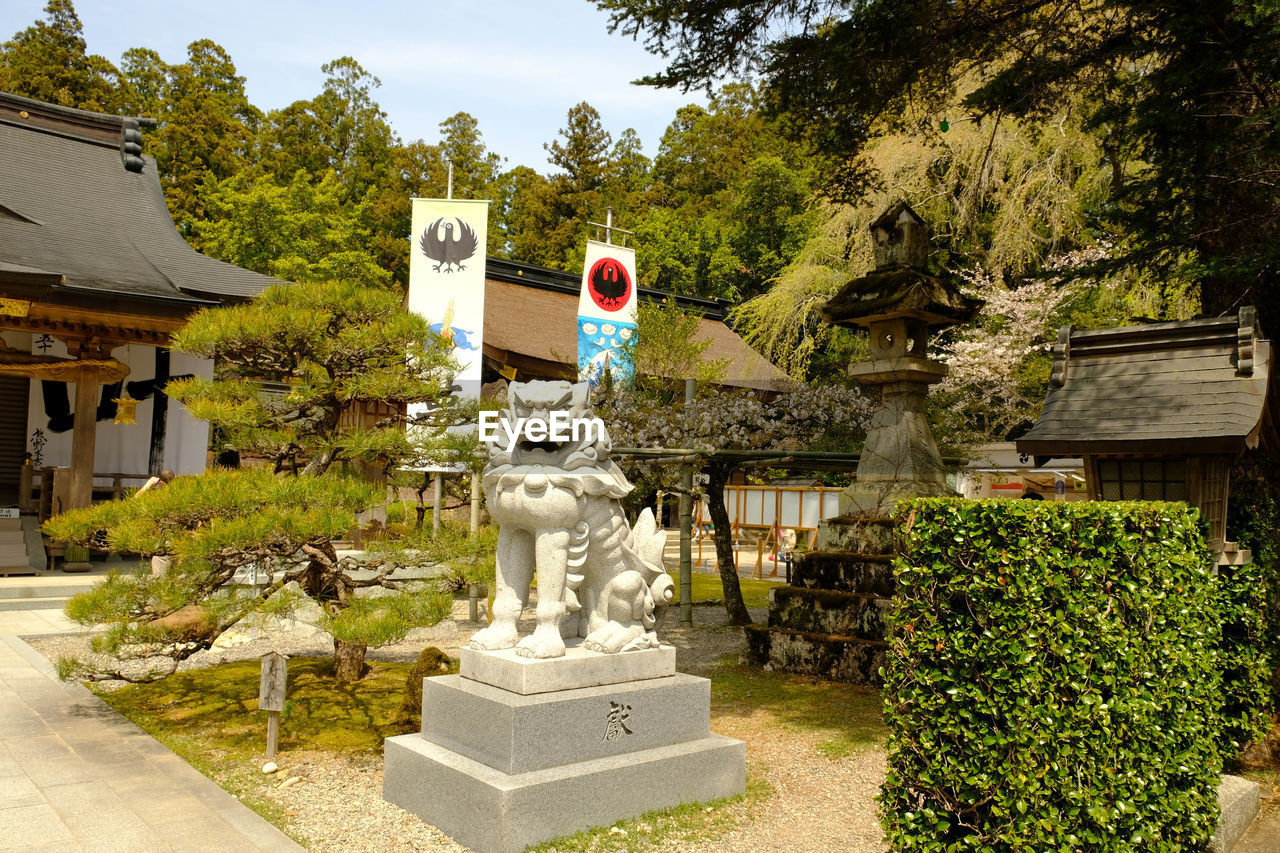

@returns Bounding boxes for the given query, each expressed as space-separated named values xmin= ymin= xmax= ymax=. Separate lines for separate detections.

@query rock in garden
xmin=212 ymin=582 xmax=330 ymax=648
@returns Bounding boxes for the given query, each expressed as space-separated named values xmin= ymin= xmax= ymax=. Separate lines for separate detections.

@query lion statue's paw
xmin=514 ymin=628 xmax=566 ymax=659
xmin=583 ymin=622 xmax=646 ymax=654
xmin=469 ymin=624 xmax=520 ymax=651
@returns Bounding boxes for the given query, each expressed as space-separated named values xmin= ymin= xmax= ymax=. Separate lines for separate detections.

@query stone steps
xmin=791 ymin=551 xmax=896 ymax=596
xmin=0 ymin=562 xmax=108 ymax=609
xmin=815 ymin=515 xmax=897 ymax=553
xmin=0 ymin=520 xmax=31 ymax=573
xmin=0 ymin=595 xmax=72 ymax=612
xmin=748 ymin=515 xmax=899 ymax=684
xmin=767 ymin=586 xmax=890 ymax=639
xmin=0 ymin=515 xmax=47 ymax=575
xmin=744 ymin=624 xmax=888 ymax=685
xmin=0 ymin=576 xmax=94 ymax=611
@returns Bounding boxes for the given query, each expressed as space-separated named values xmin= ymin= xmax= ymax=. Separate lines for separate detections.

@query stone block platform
xmin=384 ymin=641 xmax=746 ymax=853
xmin=745 ymin=516 xmax=898 ymax=685
xmin=459 ymin=642 xmax=675 ymax=695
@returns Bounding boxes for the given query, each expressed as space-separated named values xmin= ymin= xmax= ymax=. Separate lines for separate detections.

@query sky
xmin=2 ymin=0 xmax=709 ymax=172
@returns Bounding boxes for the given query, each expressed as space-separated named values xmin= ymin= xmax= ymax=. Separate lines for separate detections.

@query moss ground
xmin=671 ymin=573 xmax=783 ymax=609
xmin=95 ymin=639 xmax=885 ymax=851
xmin=97 ymin=657 xmax=417 ymax=757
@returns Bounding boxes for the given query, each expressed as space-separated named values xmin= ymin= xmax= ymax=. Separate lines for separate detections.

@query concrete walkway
xmin=0 ymin=606 xmax=302 ymax=852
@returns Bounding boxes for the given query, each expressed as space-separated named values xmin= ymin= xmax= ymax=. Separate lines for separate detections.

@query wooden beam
xmin=0 ymin=300 xmax=184 ymax=348
xmin=68 ymin=365 xmax=100 ymax=511
xmin=0 ymin=357 xmax=129 ymax=384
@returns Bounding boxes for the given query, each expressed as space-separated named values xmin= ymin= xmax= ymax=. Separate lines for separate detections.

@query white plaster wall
xmin=23 ymin=336 xmax=212 ymax=483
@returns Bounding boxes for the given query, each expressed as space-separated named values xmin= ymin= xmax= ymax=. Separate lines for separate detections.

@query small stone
xmin=279 ymin=776 xmax=302 ymax=789
xmin=261 ymin=761 xmax=278 ymax=774
xmin=608 ymin=827 xmax=627 ymax=836
xmin=1241 ymin=741 xmax=1271 ymax=768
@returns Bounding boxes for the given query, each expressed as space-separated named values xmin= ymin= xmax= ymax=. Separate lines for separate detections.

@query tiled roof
xmin=1017 ymin=308 xmax=1278 ymax=460
xmin=0 ymin=91 xmax=280 ymax=307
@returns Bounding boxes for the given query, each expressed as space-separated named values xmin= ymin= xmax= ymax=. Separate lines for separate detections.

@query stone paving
xmin=0 ymin=603 xmax=302 ymax=853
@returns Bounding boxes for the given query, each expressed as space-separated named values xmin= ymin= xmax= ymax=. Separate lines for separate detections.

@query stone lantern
xmin=820 ymin=202 xmax=979 ymax=518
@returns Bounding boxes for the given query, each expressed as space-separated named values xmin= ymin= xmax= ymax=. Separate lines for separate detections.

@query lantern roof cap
xmin=821 ymin=267 xmax=979 ymax=329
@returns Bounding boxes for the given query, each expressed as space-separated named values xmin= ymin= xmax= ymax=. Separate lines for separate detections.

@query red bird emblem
xmin=420 ymin=217 xmax=479 ymax=273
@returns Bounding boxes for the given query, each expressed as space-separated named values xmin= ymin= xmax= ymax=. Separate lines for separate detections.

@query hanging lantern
xmin=112 ymin=393 xmax=139 ymax=425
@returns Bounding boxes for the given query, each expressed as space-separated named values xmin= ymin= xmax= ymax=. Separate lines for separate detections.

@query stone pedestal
xmin=383 ymin=641 xmax=745 ymax=853
xmin=841 ymin=359 xmax=952 ymax=519
xmin=745 ymin=516 xmax=896 ymax=685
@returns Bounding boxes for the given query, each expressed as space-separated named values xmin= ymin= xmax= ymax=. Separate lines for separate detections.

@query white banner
xmin=407 ymin=198 xmax=490 ymax=401
xmin=577 ymin=240 xmax=638 ymax=387
xmin=20 ymin=333 xmax=211 ymax=481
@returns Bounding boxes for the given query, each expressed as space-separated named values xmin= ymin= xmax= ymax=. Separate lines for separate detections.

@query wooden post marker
xmin=259 ymin=652 xmax=288 ymax=759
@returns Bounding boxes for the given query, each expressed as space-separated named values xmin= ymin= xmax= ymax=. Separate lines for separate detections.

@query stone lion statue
xmin=470 ymin=380 xmax=674 ymax=659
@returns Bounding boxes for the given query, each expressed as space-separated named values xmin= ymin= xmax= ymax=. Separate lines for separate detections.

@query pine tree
xmin=151 ymin=40 xmax=260 ymax=238
xmin=0 ymin=0 xmax=122 ymax=112
xmin=45 ymin=282 xmax=465 ymax=681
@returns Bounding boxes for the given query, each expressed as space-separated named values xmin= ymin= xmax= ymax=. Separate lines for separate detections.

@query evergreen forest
xmin=6 ymin=0 xmax=1278 ymax=446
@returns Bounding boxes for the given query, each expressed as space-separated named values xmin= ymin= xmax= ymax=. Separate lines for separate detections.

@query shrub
xmin=1217 ymin=559 xmax=1274 ymax=761
xmin=881 ymin=498 xmax=1222 ymax=851
xmin=1221 ymin=461 xmax=1280 ymax=760
xmin=401 ymin=646 xmax=458 ymax=725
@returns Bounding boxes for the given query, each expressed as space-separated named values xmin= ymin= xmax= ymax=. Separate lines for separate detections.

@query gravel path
xmin=26 ymin=601 xmax=889 ymax=853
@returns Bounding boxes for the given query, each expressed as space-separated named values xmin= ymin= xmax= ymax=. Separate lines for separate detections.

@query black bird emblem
xmin=587 ymin=257 xmax=631 ymax=311
xmin=420 ymin=217 xmax=479 ymax=273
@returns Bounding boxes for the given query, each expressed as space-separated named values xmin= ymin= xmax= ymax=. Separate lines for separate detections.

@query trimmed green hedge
xmin=1222 ymin=466 xmax=1280 ymax=761
xmin=1217 ymin=559 xmax=1274 ymax=759
xmin=881 ymin=499 xmax=1223 ymax=851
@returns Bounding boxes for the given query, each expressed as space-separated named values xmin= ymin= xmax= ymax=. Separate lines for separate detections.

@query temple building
xmin=1017 ymin=308 xmax=1279 ymax=559
xmin=479 ymin=258 xmax=791 ymax=393
xmin=0 ymin=89 xmax=788 ymax=530
xmin=0 ymin=91 xmax=279 ymax=516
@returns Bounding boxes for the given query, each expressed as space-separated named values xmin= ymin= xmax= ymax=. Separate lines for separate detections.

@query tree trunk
xmin=333 ymin=638 xmax=367 ymax=681
xmin=706 ymin=463 xmax=752 ymax=626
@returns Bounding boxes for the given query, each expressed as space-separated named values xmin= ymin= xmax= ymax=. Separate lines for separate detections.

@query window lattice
xmin=1096 ymin=459 xmax=1187 ymax=502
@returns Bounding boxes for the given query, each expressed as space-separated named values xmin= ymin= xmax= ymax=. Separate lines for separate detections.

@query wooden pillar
xmin=470 ymin=471 xmax=481 ymax=535
xmin=678 ymin=379 xmax=694 ymax=625
xmin=432 ymin=471 xmax=444 ymax=535
xmin=67 ymin=365 xmax=100 ymax=511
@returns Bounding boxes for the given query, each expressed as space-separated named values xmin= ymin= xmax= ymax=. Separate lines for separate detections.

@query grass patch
xmin=91 ymin=638 xmax=881 ymax=849
xmin=96 ymin=657 xmax=417 ymax=758
xmin=710 ymin=655 xmax=886 ymax=759
xmin=95 ymin=657 xmax=420 ymax=846
xmin=671 ymin=573 xmax=783 ymax=609
xmin=1243 ymin=768 xmax=1280 ymax=798
xmin=529 ymin=775 xmax=771 ymax=853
